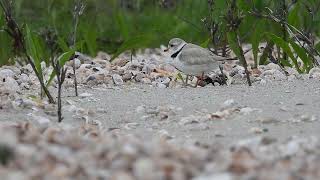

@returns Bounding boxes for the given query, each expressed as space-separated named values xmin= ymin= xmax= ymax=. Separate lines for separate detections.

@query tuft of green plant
xmin=50 ymin=51 xmax=74 ymax=122
xmin=204 ymin=0 xmax=320 ymax=76
xmin=0 ymin=12 xmax=13 ymax=66
xmin=1 ymin=0 xmax=210 ymax=64
xmin=1 ymin=0 xmax=320 ymax=76
xmin=25 ymin=25 xmax=49 ymax=95
xmin=225 ymin=0 xmax=252 ymax=86
xmin=0 ymin=0 xmax=55 ymax=103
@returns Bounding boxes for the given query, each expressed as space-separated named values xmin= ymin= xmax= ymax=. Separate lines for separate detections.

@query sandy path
xmin=64 ymin=79 xmax=320 ymax=144
xmin=1 ymin=79 xmax=320 ymax=145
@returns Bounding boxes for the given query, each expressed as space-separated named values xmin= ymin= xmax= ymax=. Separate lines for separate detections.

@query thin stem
xmin=72 ymin=11 xmax=79 ymax=97
xmin=26 ymin=55 xmax=55 ymax=103
xmin=57 ymin=79 xmax=63 ymax=122
xmin=236 ymin=33 xmax=252 ymax=86
xmin=280 ymin=0 xmax=288 ymax=61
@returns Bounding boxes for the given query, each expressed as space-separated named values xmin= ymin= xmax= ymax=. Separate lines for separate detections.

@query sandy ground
xmin=2 ymin=79 xmax=319 ymax=146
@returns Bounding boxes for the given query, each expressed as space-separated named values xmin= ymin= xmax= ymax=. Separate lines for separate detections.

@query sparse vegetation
xmin=0 ymin=0 xmax=55 ymax=103
xmin=1 ymin=0 xmax=320 ymax=115
xmin=1 ymin=0 xmax=319 ymax=73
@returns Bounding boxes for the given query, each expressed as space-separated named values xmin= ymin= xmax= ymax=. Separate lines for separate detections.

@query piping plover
xmin=164 ymin=38 xmax=226 ymax=87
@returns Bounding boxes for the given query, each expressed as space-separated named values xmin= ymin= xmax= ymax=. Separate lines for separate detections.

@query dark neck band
xmin=171 ymin=44 xmax=186 ymax=58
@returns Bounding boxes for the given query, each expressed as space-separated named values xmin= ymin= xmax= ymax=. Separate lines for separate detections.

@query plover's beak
xmin=164 ymin=48 xmax=169 ymax=52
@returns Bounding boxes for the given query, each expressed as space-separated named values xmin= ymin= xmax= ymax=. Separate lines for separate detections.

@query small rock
xmin=12 ymin=98 xmax=37 ymax=109
xmin=221 ymin=99 xmax=236 ymax=109
xmin=179 ymin=116 xmax=201 ymax=125
xmin=259 ymin=79 xmax=267 ymax=85
xmin=309 ymin=67 xmax=320 ymax=79
xmin=79 ymin=92 xmax=93 ymax=98
xmin=94 ymin=58 xmax=111 ymax=70
xmin=97 ymin=108 xmax=107 ymax=113
xmin=230 ymin=65 xmax=245 ymax=77
xmin=113 ymin=58 xmax=129 ymax=67
xmin=122 ymin=72 xmax=133 ymax=81
xmin=18 ymin=74 xmax=30 ymax=84
xmin=158 ymin=129 xmax=173 ymax=140
xmin=133 ymin=158 xmax=156 ymax=180
xmin=19 ymin=83 xmax=30 ymax=90
xmin=111 ymin=172 xmax=134 ymax=180
xmin=0 ymin=69 xmax=15 ymax=79
xmin=79 ymin=63 xmax=92 ymax=70
xmin=73 ymin=58 xmax=82 ymax=69
xmin=256 ymin=117 xmax=279 ymax=124
xmin=214 ymin=133 xmax=225 ymax=137
xmin=193 ymin=173 xmax=233 ymax=180
xmin=154 ymin=82 xmax=167 ymax=89
xmin=96 ymin=51 xmax=111 ymax=61
xmin=29 ymin=114 xmax=51 ymax=130
xmin=261 ymin=69 xmax=287 ymax=81
xmin=123 ymin=123 xmax=139 ymax=130
xmin=251 ymin=68 xmax=262 ymax=77
xmin=157 ymin=77 xmax=171 ymax=86
xmin=136 ymin=106 xmax=145 ymax=113
xmin=75 ymin=52 xmax=93 ymax=63
xmin=86 ymin=75 xmax=97 ymax=82
xmin=264 ymin=63 xmax=281 ymax=70
xmin=249 ymin=127 xmax=266 ymax=134
xmin=240 ymin=107 xmax=261 ymax=115
xmin=300 ymin=114 xmax=317 ymax=122
xmin=67 ymin=105 xmax=78 ymax=112
xmin=141 ymin=78 xmax=151 ymax=84
xmin=1 ymin=77 xmax=20 ymax=93
xmin=142 ymin=64 xmax=156 ymax=74
xmin=112 ymin=74 xmax=124 ymax=85
xmin=92 ymin=67 xmax=103 ymax=72
xmin=22 ymin=64 xmax=33 ymax=73
xmin=134 ymin=72 xmax=145 ymax=82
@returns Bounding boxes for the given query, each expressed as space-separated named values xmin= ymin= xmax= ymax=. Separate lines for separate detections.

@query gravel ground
xmin=1 ymin=79 xmax=320 ymax=179
xmin=1 ymin=49 xmax=320 ymax=179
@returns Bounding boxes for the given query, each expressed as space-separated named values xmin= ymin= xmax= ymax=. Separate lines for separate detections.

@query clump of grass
xmin=0 ymin=0 xmax=55 ymax=103
xmin=50 ymin=51 xmax=74 ymax=122
xmin=204 ymin=0 xmax=320 ymax=83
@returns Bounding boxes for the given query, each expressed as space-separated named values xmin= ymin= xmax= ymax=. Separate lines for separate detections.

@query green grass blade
xmin=251 ymin=20 xmax=264 ymax=67
xmin=289 ymin=40 xmax=313 ymax=72
xmin=227 ymin=31 xmax=241 ymax=58
xmin=46 ymin=50 xmax=74 ymax=88
xmin=58 ymin=50 xmax=75 ymax=66
xmin=265 ymin=33 xmax=302 ymax=73
xmin=115 ymin=11 xmax=129 ymax=41
xmin=200 ymin=38 xmax=210 ymax=48
xmin=315 ymin=41 xmax=320 ymax=52
xmin=111 ymin=34 xmax=155 ymax=61
xmin=25 ymin=25 xmax=43 ymax=77
xmin=83 ymin=28 xmax=97 ymax=57
xmin=57 ymin=37 xmax=70 ymax=52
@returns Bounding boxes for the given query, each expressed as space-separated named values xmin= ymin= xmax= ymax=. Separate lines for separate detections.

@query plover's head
xmin=164 ymin=38 xmax=187 ymax=57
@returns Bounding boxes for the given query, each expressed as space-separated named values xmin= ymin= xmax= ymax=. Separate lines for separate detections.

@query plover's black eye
xmin=170 ymin=44 xmax=174 ymax=47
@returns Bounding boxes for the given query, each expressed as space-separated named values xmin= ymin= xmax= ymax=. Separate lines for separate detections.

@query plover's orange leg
xmin=194 ymin=73 xmax=204 ymax=88
xmin=185 ymin=75 xmax=189 ymax=86
xmin=219 ymin=65 xmax=227 ymax=85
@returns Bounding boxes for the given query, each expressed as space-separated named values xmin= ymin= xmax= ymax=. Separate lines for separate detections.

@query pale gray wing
xmin=179 ymin=44 xmax=226 ymax=65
